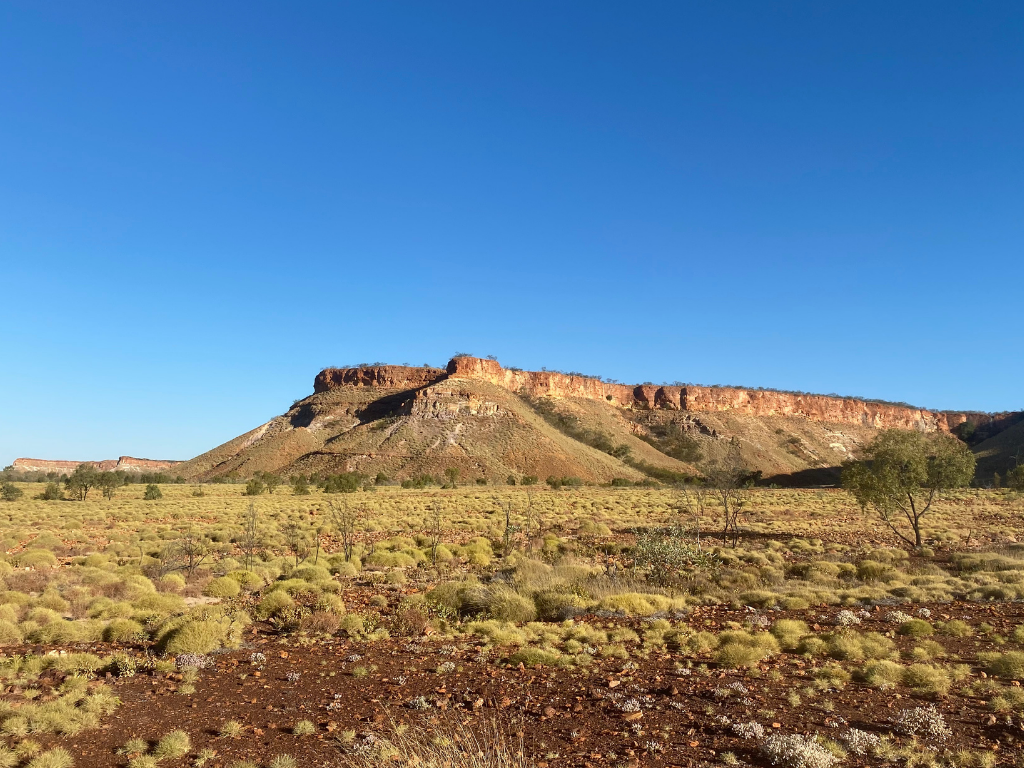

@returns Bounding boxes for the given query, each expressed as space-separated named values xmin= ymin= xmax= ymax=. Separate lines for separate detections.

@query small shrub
xmin=143 ymin=484 xmax=163 ymax=500
xmin=939 ymin=619 xmax=973 ymax=637
xmin=902 ymin=664 xmax=952 ymax=696
xmin=770 ymin=619 xmax=810 ymax=650
xmin=714 ymin=631 xmax=779 ymax=668
xmin=220 ymin=720 xmax=244 ymax=738
xmin=103 ymin=618 xmax=146 ymax=643
xmin=153 ymin=730 xmax=191 ymax=760
xmin=898 ymin=619 xmax=934 ymax=638
xmin=204 ymin=577 xmax=241 ymax=598
xmin=980 ymin=651 xmax=1024 ymax=679
xmin=27 ymin=750 xmax=75 ymax=768
xmin=858 ymin=660 xmax=904 ymax=688
xmin=292 ymin=720 xmax=316 ymax=736
xmin=159 ymin=619 xmax=229 ymax=655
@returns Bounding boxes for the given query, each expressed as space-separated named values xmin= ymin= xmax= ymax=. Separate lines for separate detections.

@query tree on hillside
xmin=65 ymin=464 xmax=100 ymax=501
xmin=842 ymin=429 xmax=976 ymax=548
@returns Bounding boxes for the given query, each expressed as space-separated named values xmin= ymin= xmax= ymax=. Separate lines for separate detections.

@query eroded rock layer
xmin=313 ymin=357 xmax=970 ymax=433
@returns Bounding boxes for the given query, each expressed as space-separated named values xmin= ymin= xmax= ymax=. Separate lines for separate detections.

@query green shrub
xmin=292 ymin=720 xmax=316 ymax=736
xmin=143 ymin=484 xmax=163 ymax=500
xmin=813 ymin=663 xmax=851 ymax=688
xmin=898 ymin=619 xmax=934 ymax=638
xmin=0 ymin=620 xmax=22 ymax=646
xmin=596 ymin=592 xmax=684 ymax=616
xmin=158 ymin=619 xmax=230 ymax=654
xmin=858 ymin=660 xmax=904 ymax=688
xmin=507 ymin=647 xmax=570 ymax=668
xmin=0 ymin=483 xmax=23 ymax=502
xmin=826 ymin=631 xmax=895 ymax=662
xmin=204 ymin=577 xmax=241 ymax=598
xmin=902 ymin=664 xmax=952 ymax=696
xmin=153 ymin=730 xmax=191 ymax=759
xmin=15 ymin=550 xmax=58 ymax=569
xmin=980 ymin=651 xmax=1024 ymax=680
xmin=289 ymin=565 xmax=332 ymax=583
xmin=989 ymin=686 xmax=1024 ymax=713
xmin=103 ymin=619 xmax=145 ymax=643
xmin=460 ymin=585 xmax=536 ymax=623
xmin=770 ymin=619 xmax=810 ymax=650
xmin=714 ymin=631 xmax=779 ymax=668
xmin=255 ymin=590 xmax=295 ymax=620
xmin=26 ymin=749 xmax=74 ymax=768
xmin=938 ymin=619 xmax=973 ymax=637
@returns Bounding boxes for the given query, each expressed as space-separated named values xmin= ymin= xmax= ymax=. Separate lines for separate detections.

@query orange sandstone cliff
xmin=313 ymin=356 xmax=967 ymax=433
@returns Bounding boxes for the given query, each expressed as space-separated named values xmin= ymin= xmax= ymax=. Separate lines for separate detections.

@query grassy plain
xmin=0 ymin=483 xmax=1022 ymax=768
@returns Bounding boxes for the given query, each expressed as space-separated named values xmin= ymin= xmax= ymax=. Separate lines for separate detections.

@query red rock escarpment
xmin=314 ymin=365 xmax=447 ymax=393
xmin=11 ymin=457 xmax=182 ymax=474
xmin=313 ymin=356 xmax=1003 ymax=434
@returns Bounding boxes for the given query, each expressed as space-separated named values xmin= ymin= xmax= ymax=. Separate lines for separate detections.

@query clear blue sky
xmin=2 ymin=2 xmax=1022 ymax=465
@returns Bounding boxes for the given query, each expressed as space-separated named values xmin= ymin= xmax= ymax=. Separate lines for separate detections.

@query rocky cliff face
xmin=11 ymin=457 xmax=182 ymax=474
xmin=313 ymin=356 xmax=974 ymax=434
xmin=314 ymin=365 xmax=447 ymax=393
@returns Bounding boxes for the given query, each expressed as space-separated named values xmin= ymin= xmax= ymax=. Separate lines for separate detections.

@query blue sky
xmin=1 ymin=2 xmax=1022 ymax=465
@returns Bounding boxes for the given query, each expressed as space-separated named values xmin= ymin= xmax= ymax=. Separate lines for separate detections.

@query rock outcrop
xmin=314 ymin=356 xmax=986 ymax=434
xmin=11 ymin=457 xmax=182 ymax=474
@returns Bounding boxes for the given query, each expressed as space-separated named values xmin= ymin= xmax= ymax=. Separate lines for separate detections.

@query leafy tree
xmin=261 ymin=472 xmax=281 ymax=495
xmin=37 ymin=482 xmax=63 ymax=501
xmin=374 ymin=472 xmax=389 ymax=486
xmin=1 ymin=482 xmax=23 ymax=502
xmin=444 ymin=467 xmax=460 ymax=489
xmin=506 ymin=475 xmax=517 ymax=486
xmin=98 ymin=471 xmax=121 ymax=500
xmin=1007 ymin=461 xmax=1024 ymax=492
xmin=842 ymin=429 xmax=976 ymax=548
xmin=143 ymin=483 xmax=163 ymax=500
xmin=65 ymin=463 xmax=100 ymax=501
xmin=290 ymin=475 xmax=311 ymax=495
xmin=321 ymin=472 xmax=363 ymax=493
xmin=244 ymin=477 xmax=265 ymax=496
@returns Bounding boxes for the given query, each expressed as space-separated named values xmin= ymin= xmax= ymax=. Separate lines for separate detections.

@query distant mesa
xmin=10 ymin=457 xmax=182 ymax=474
xmin=176 ymin=355 xmax=1023 ymax=485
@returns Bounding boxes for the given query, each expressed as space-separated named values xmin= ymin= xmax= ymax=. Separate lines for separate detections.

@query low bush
xmin=715 ymin=630 xmax=779 ymax=668
xmin=979 ymin=651 xmax=1024 ymax=679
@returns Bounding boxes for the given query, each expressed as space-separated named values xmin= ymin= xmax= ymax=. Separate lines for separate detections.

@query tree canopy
xmin=842 ymin=429 xmax=975 ymax=548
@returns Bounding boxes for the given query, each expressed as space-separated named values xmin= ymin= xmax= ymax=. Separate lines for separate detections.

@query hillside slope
xmin=177 ymin=356 xmax=1021 ymax=485
xmin=973 ymin=419 xmax=1024 ymax=481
